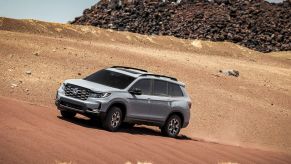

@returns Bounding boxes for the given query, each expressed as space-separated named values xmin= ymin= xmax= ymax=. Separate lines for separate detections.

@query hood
xmin=64 ymin=79 xmax=121 ymax=92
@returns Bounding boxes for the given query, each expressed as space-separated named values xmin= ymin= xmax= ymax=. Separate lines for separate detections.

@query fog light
xmin=92 ymin=109 xmax=99 ymax=113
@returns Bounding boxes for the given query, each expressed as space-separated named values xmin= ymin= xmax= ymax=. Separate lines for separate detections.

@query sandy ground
xmin=0 ymin=97 xmax=290 ymax=164
xmin=0 ymin=17 xmax=291 ymax=163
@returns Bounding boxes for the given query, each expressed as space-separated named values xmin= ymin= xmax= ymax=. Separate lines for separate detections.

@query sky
xmin=0 ymin=0 xmax=97 ymax=23
xmin=0 ymin=0 xmax=284 ymax=23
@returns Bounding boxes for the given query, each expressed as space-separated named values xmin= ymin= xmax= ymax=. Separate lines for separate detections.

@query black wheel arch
xmin=166 ymin=111 xmax=184 ymax=127
xmin=107 ymin=101 xmax=127 ymax=121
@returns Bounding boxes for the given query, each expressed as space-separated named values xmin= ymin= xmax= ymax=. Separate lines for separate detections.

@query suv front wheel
xmin=102 ymin=106 xmax=123 ymax=132
xmin=162 ymin=115 xmax=182 ymax=138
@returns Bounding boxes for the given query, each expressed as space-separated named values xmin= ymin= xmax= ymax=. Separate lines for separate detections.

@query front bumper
xmin=55 ymin=98 xmax=100 ymax=114
xmin=55 ymin=90 xmax=106 ymax=116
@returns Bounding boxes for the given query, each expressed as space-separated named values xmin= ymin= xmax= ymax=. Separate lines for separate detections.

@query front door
xmin=127 ymin=79 xmax=153 ymax=120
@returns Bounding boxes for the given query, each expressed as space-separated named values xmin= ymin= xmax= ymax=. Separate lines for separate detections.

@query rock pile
xmin=71 ymin=0 xmax=291 ymax=53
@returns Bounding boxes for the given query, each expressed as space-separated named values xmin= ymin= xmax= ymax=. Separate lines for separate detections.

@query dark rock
xmin=25 ymin=71 xmax=32 ymax=75
xmin=71 ymin=0 xmax=291 ymax=53
xmin=33 ymin=52 xmax=39 ymax=56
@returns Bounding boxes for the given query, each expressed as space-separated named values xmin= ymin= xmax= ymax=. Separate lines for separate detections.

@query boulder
xmin=219 ymin=69 xmax=240 ymax=77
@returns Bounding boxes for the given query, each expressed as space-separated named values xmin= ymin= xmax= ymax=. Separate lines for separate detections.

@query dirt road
xmin=0 ymin=97 xmax=290 ymax=164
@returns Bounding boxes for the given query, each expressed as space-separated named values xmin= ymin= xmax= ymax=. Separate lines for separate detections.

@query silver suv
xmin=55 ymin=66 xmax=191 ymax=137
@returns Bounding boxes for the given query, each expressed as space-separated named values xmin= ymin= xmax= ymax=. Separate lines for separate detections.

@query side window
xmin=153 ymin=80 xmax=168 ymax=96
xmin=131 ymin=79 xmax=151 ymax=95
xmin=168 ymin=83 xmax=183 ymax=97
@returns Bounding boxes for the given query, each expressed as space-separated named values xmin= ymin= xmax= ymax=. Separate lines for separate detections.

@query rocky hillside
xmin=72 ymin=0 xmax=291 ymax=53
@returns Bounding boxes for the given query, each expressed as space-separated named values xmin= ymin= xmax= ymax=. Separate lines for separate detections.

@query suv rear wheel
xmin=102 ymin=106 xmax=123 ymax=132
xmin=60 ymin=110 xmax=76 ymax=119
xmin=162 ymin=115 xmax=181 ymax=138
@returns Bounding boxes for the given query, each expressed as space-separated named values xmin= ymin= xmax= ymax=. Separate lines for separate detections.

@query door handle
xmin=167 ymin=99 xmax=171 ymax=106
xmin=147 ymin=98 xmax=151 ymax=103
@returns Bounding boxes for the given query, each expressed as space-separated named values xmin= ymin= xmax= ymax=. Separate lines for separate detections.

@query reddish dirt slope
xmin=0 ymin=97 xmax=290 ymax=164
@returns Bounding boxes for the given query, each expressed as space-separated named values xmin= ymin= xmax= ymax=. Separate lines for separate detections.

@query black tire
xmin=102 ymin=106 xmax=123 ymax=132
xmin=60 ymin=110 xmax=76 ymax=119
xmin=162 ymin=115 xmax=182 ymax=138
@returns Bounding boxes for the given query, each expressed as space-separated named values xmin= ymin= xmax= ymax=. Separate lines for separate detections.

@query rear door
xmin=148 ymin=80 xmax=171 ymax=122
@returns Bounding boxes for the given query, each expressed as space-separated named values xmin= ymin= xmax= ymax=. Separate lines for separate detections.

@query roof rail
xmin=140 ymin=73 xmax=178 ymax=81
xmin=111 ymin=66 xmax=148 ymax=72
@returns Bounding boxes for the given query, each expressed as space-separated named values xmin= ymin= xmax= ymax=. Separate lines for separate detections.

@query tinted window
xmin=84 ymin=70 xmax=135 ymax=89
xmin=168 ymin=83 xmax=183 ymax=97
xmin=131 ymin=79 xmax=151 ymax=95
xmin=153 ymin=80 xmax=168 ymax=96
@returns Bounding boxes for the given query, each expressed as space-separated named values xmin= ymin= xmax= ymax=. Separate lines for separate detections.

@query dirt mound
xmin=71 ymin=0 xmax=291 ymax=53
xmin=1 ymin=17 xmax=291 ymax=155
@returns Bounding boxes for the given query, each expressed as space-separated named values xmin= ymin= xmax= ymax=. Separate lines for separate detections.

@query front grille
xmin=64 ymin=84 xmax=90 ymax=101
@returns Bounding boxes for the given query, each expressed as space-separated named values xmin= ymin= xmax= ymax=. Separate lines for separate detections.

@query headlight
xmin=90 ymin=92 xmax=111 ymax=98
xmin=61 ymin=83 xmax=66 ymax=90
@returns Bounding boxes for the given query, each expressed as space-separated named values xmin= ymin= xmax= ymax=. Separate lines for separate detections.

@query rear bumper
xmin=182 ymin=121 xmax=189 ymax=128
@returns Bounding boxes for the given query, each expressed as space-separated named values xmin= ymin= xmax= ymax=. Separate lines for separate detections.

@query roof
xmin=107 ymin=66 xmax=185 ymax=86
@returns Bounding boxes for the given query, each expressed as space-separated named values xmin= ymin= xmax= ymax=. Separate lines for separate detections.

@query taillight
xmin=188 ymin=102 xmax=192 ymax=109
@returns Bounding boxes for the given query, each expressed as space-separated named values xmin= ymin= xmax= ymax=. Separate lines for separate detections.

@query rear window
xmin=153 ymin=80 xmax=168 ymax=96
xmin=168 ymin=83 xmax=183 ymax=97
xmin=84 ymin=70 xmax=135 ymax=89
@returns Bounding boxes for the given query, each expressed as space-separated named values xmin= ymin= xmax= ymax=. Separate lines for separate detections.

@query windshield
xmin=84 ymin=69 xmax=136 ymax=89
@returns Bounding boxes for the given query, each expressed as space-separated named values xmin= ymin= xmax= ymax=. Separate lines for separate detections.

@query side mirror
xmin=129 ymin=88 xmax=142 ymax=95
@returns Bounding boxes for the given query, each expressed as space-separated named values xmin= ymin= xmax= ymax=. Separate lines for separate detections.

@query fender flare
xmin=166 ymin=110 xmax=185 ymax=126
xmin=106 ymin=100 xmax=128 ymax=120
